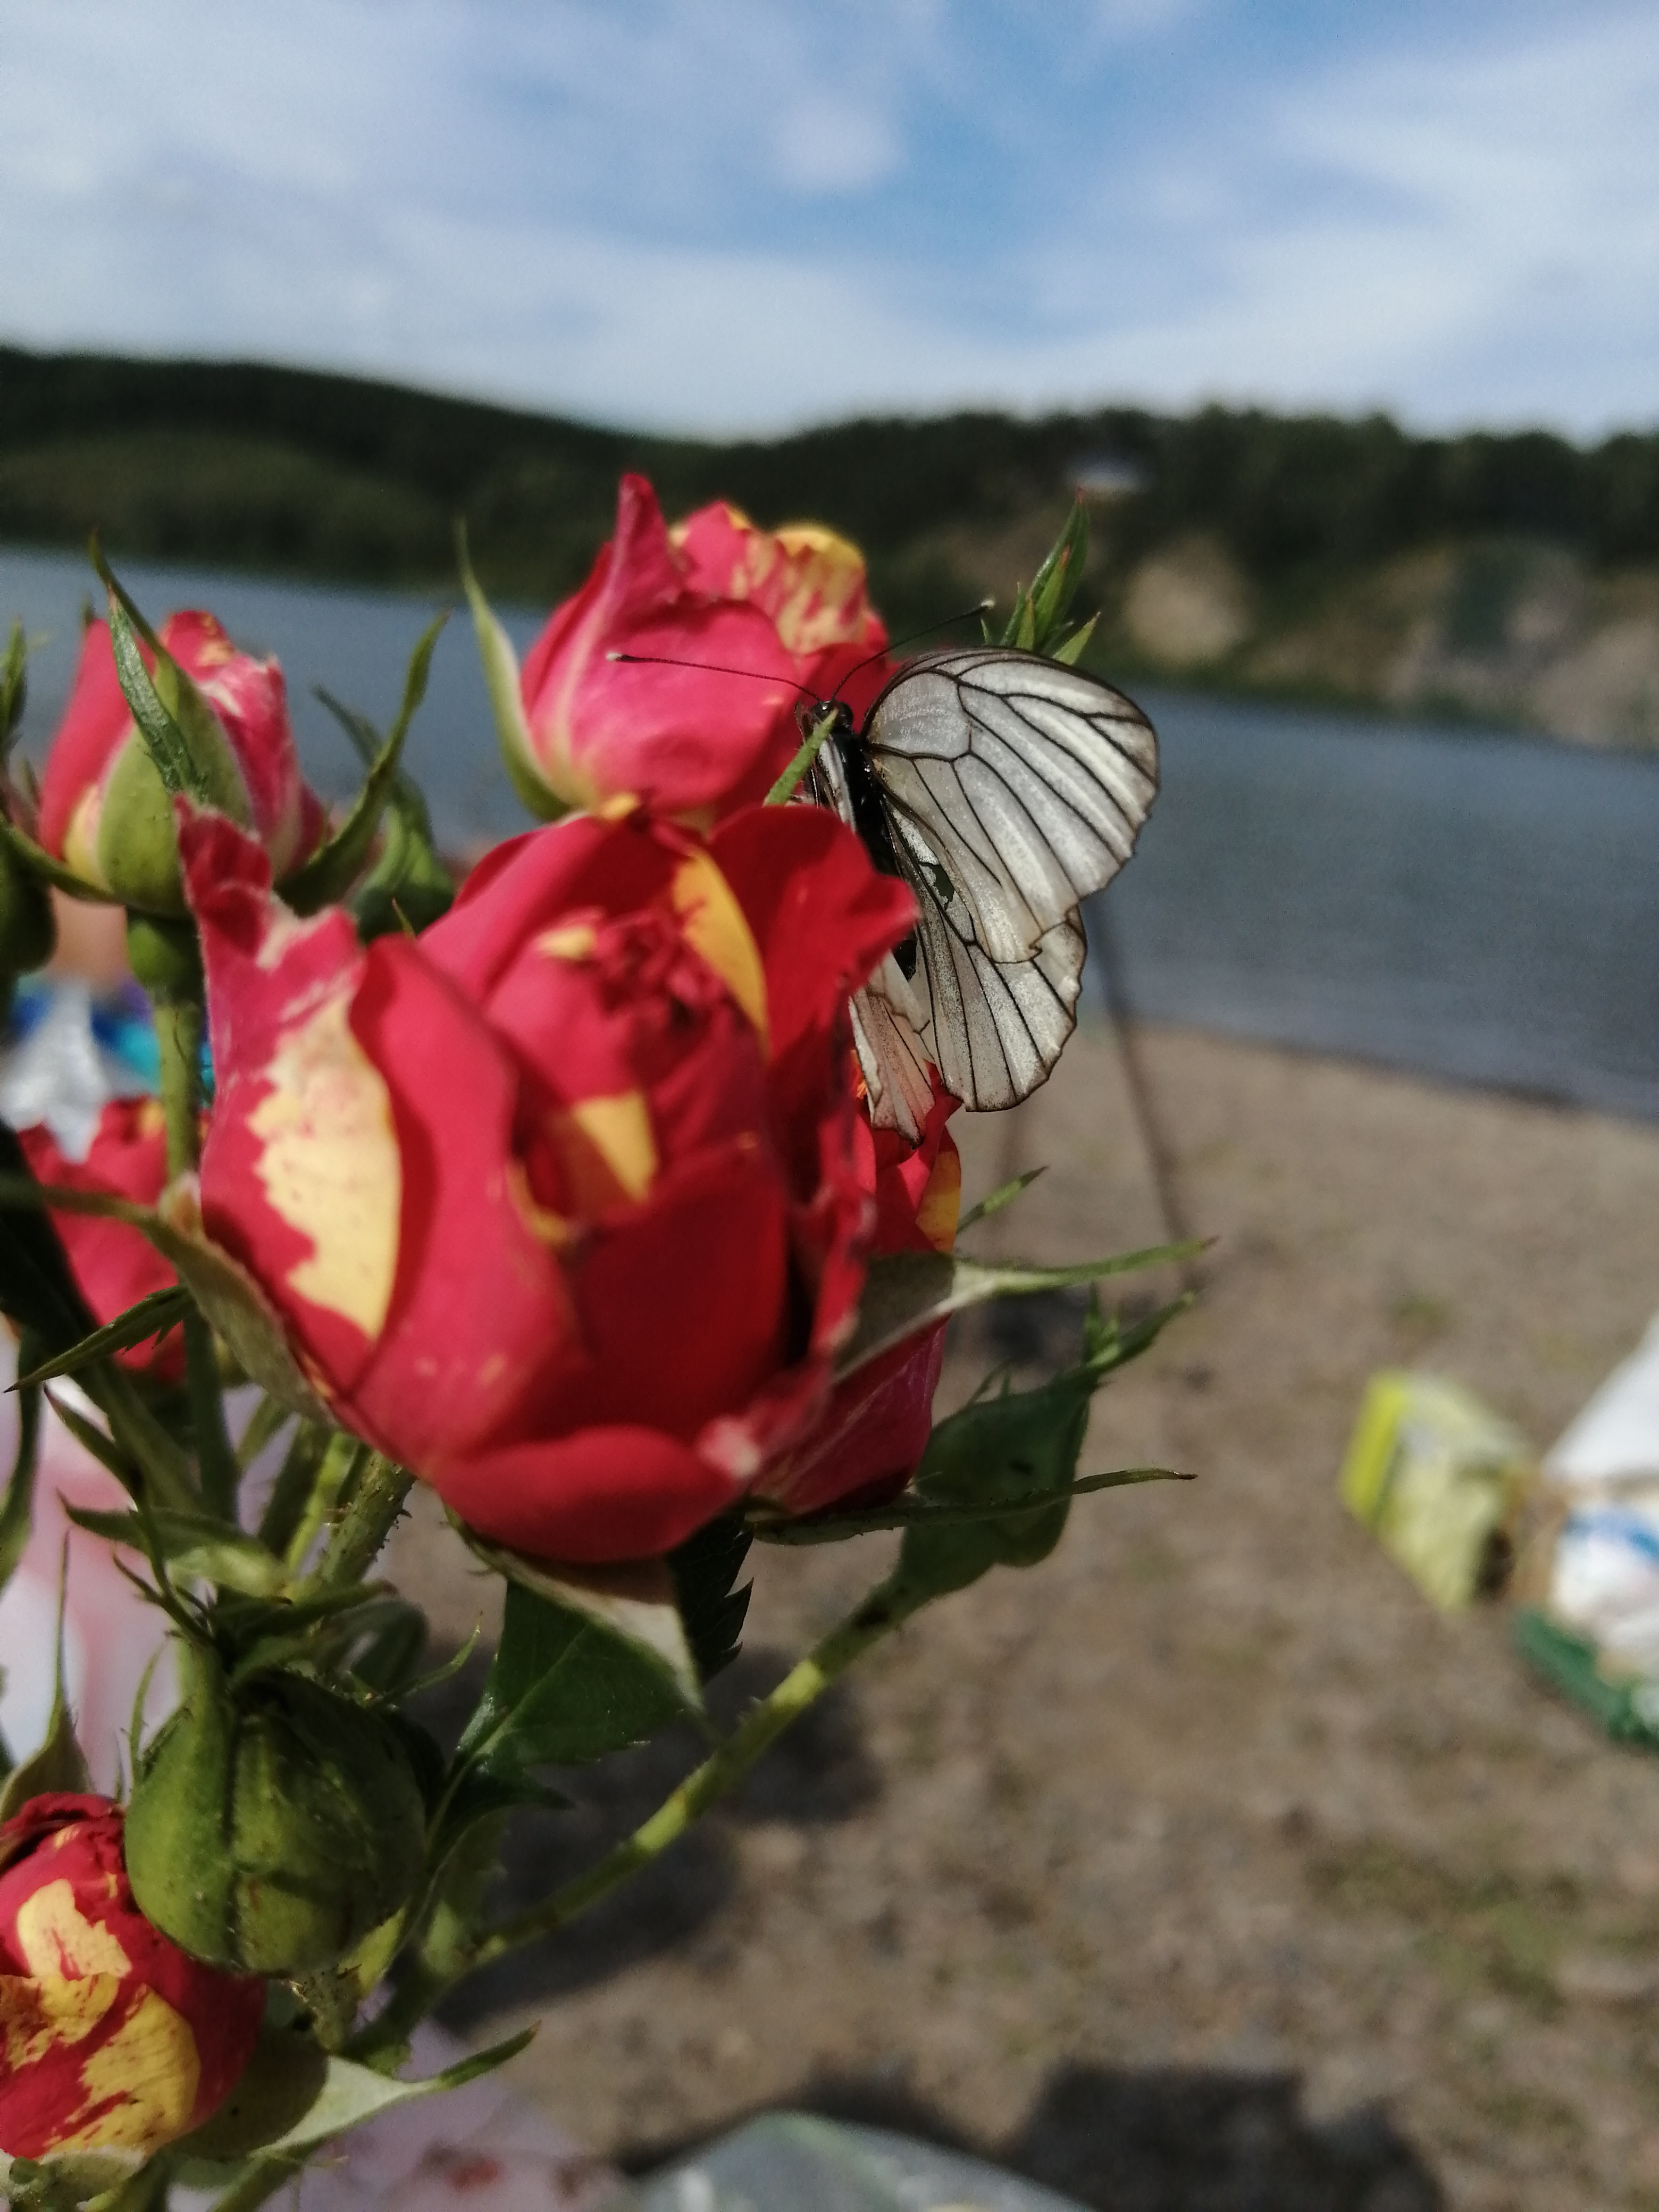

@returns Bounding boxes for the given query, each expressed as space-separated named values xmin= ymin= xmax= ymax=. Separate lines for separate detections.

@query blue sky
xmin=2 ymin=1 xmax=1655 ymax=438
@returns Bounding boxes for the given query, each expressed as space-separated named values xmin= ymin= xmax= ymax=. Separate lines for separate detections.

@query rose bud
xmin=124 ymin=1653 xmax=427 ymax=1977
xmin=177 ymin=797 xmax=916 ymax=1563
xmin=19 ymin=1099 xmax=185 ymax=1382
xmin=496 ymin=473 xmax=887 ymax=823
xmin=763 ymin=1083 xmax=961 ymax=1520
xmin=36 ymin=611 xmax=326 ymax=915
xmin=0 ymin=1792 xmax=263 ymax=2163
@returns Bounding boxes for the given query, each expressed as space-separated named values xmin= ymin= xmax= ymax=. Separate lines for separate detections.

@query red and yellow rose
xmin=0 ymin=1795 xmax=262 ymax=2162
xmin=500 ymin=474 xmax=887 ymax=823
xmin=180 ymin=796 xmax=917 ymax=1562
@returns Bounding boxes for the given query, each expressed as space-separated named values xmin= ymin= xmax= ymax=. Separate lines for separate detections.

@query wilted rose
xmin=180 ymin=798 xmax=916 ymax=1562
xmin=19 ymin=1099 xmax=184 ymax=1381
xmin=503 ymin=474 xmax=887 ymax=822
xmin=36 ymin=611 xmax=325 ymax=913
xmin=0 ymin=1793 xmax=262 ymax=2162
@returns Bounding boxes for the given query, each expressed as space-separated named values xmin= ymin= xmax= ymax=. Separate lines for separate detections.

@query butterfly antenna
xmin=606 ymin=649 xmax=817 ymax=702
xmin=830 ymin=598 xmax=995 ymax=703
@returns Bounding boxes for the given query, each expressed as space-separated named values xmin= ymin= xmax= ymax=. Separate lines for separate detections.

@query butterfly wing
xmin=861 ymin=646 xmax=1158 ymax=963
xmin=832 ymin=648 xmax=1155 ymax=1134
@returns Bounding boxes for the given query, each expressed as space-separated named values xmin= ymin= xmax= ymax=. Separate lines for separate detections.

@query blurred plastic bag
xmin=1339 ymin=1370 xmax=1532 ymax=1611
xmin=166 ymin=2024 xmax=616 ymax=2212
xmin=622 ymin=2114 xmax=1086 ymax=2212
xmin=1511 ymin=1313 xmax=1659 ymax=1738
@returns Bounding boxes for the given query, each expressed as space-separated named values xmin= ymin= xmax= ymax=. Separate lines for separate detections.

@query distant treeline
xmin=2 ymin=346 xmax=1656 ymax=624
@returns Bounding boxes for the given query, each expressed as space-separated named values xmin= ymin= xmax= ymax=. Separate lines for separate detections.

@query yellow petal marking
xmin=915 ymin=1143 xmax=962 ymax=1254
xmin=538 ymin=921 xmax=598 ymax=962
xmin=247 ymin=984 xmax=401 ymax=1338
xmin=0 ymin=1971 xmax=123 ymax=2069
xmin=669 ymin=850 xmax=769 ymax=1051
xmin=505 ymin=1160 xmax=579 ymax=1252
xmin=15 ymin=1880 xmax=132 ymax=1979
xmin=51 ymin=1987 xmax=200 ymax=2156
xmin=552 ymin=1093 xmax=658 ymax=1211
xmin=768 ymin=525 xmax=874 ymax=655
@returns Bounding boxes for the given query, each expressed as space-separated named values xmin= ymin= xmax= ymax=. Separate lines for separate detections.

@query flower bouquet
xmin=0 ymin=483 xmax=1188 ymax=2210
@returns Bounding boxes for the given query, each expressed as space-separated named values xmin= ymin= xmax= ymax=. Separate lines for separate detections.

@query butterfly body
xmin=800 ymin=647 xmax=1159 ymax=1138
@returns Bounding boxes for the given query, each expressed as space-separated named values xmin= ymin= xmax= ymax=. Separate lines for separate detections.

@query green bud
xmin=0 ymin=837 xmax=55 ymax=979
xmin=125 ymin=1652 xmax=426 ymax=1976
xmin=94 ymin=728 xmax=250 ymax=917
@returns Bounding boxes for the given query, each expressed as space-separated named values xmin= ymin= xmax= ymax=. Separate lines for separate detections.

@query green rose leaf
xmin=15 ymin=1285 xmax=191 ymax=1386
xmin=177 ymin=2025 xmax=534 ymax=2181
xmin=456 ymin=1577 xmax=691 ymax=1781
xmin=835 ymin=1238 xmax=1201 ymax=1378
xmin=458 ymin=1527 xmax=706 ymax=1719
xmin=887 ymin=1298 xmax=1192 ymax=1605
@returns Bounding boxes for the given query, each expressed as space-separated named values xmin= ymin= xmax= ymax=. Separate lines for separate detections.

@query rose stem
xmin=351 ymin=1566 xmax=925 ymax=2065
xmin=140 ymin=924 xmax=240 ymax=1520
xmin=310 ymin=1450 xmax=413 ymax=1590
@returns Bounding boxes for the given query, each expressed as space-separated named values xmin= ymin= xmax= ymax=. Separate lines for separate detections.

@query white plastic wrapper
xmin=1542 ymin=1313 xmax=1659 ymax=1678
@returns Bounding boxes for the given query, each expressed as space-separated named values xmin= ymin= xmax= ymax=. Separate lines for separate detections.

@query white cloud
xmin=0 ymin=1 xmax=1654 ymax=435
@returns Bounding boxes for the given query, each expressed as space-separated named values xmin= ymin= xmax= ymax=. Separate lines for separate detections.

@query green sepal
xmin=0 ymin=619 xmax=26 ymax=764
xmin=0 ymin=1341 xmax=43 ymax=1603
xmin=957 ymin=1164 xmax=1048 ymax=1233
xmin=313 ymin=688 xmax=454 ymax=937
xmin=836 ymin=1237 xmax=1202 ymax=1377
xmin=43 ymin=1387 xmax=144 ymax=1492
xmin=16 ymin=1286 xmax=191 ymax=1387
xmin=994 ymin=498 xmax=1094 ymax=663
xmin=281 ymin=614 xmax=447 ymax=916
xmin=1052 ymin=611 xmax=1099 ymax=667
xmin=63 ymin=1503 xmax=289 ymax=1598
xmin=458 ymin=524 xmax=567 ymax=820
xmin=0 ymin=1558 xmax=92 ymax=1834
xmin=221 ymin=1584 xmax=411 ymax=1685
xmin=94 ymin=548 xmax=252 ymax=911
xmin=0 ymin=809 xmax=113 ymax=903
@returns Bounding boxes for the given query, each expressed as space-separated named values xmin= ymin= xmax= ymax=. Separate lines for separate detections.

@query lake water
xmin=5 ymin=545 xmax=1657 ymax=1121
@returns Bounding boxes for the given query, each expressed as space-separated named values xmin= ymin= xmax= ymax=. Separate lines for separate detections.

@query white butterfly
xmin=803 ymin=646 xmax=1159 ymax=1139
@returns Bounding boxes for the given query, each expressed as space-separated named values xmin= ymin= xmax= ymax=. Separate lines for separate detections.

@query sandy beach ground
xmin=392 ymin=1015 xmax=1659 ymax=2212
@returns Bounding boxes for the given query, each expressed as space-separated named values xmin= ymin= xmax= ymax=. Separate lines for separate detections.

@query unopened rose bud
xmin=124 ymin=1653 xmax=427 ymax=1976
xmin=36 ymin=611 xmax=325 ymax=916
xmin=0 ymin=1792 xmax=263 ymax=2163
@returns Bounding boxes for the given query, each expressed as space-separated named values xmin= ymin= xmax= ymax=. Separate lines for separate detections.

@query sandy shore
xmin=391 ymin=1017 xmax=1659 ymax=2212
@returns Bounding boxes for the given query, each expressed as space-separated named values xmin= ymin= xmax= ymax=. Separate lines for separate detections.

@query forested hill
xmin=4 ymin=346 xmax=1658 ymax=744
